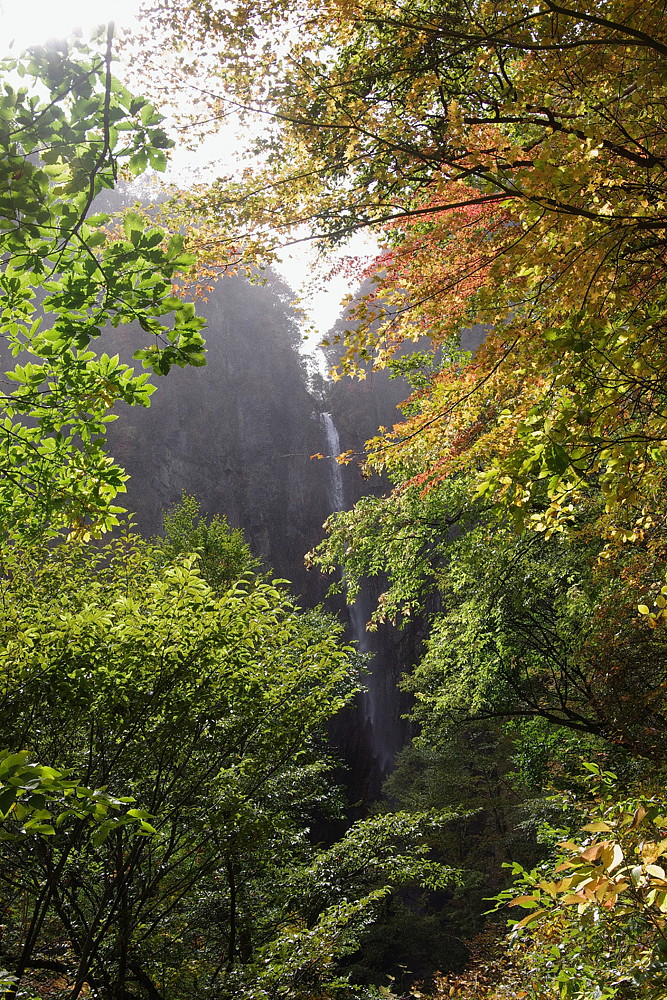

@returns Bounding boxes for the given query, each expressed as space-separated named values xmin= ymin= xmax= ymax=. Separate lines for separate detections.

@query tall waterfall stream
xmin=320 ymin=411 xmax=396 ymax=776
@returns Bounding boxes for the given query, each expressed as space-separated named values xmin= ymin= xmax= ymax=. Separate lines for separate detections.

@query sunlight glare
xmin=0 ymin=0 xmax=139 ymax=54
xmin=0 ymin=0 xmax=376 ymax=345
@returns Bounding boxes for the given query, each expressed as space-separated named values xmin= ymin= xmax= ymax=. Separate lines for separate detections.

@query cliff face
xmin=108 ymin=273 xmax=333 ymax=602
xmin=106 ymin=271 xmax=417 ymax=799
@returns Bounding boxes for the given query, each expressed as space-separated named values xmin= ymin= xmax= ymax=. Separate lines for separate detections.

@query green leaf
xmin=122 ymin=211 xmax=145 ymax=238
xmin=0 ymin=787 xmax=17 ymax=816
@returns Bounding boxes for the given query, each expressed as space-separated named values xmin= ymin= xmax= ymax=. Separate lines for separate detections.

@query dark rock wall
xmin=108 ymin=273 xmax=334 ymax=603
xmin=106 ymin=271 xmax=419 ymax=801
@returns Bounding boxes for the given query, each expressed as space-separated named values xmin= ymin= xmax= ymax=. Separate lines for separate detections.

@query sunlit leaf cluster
xmin=0 ymin=30 xmax=205 ymax=537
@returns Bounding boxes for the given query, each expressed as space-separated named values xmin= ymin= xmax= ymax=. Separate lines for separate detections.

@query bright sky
xmin=0 ymin=0 xmax=376 ymax=351
xmin=0 ymin=0 xmax=139 ymax=52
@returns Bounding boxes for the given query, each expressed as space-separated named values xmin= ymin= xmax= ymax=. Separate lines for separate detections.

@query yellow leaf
xmin=509 ymin=894 xmax=540 ymax=907
xmin=641 ymin=842 xmax=666 ymax=865
xmin=515 ymin=908 xmax=548 ymax=928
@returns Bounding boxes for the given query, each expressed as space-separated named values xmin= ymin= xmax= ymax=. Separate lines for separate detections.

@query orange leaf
xmin=629 ymin=804 xmax=648 ymax=829
xmin=509 ymin=894 xmax=540 ymax=908
xmin=581 ymin=841 xmax=608 ymax=862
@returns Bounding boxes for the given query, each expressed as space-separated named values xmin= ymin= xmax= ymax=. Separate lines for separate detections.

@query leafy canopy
xmin=153 ymin=491 xmax=261 ymax=591
xmin=0 ymin=28 xmax=205 ymax=539
xmin=134 ymin=0 xmax=667 ymax=545
xmin=0 ymin=528 xmax=459 ymax=1000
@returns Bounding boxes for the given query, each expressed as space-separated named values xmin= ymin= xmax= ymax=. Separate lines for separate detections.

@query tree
xmin=0 ymin=29 xmax=205 ymax=539
xmin=0 ymin=529 xmax=458 ymax=1000
xmin=488 ymin=764 xmax=667 ymax=1000
xmin=153 ymin=492 xmax=261 ymax=592
xmin=128 ymin=0 xmax=667 ymax=548
xmin=309 ymin=466 xmax=667 ymax=757
xmin=0 ymin=530 xmax=342 ymax=998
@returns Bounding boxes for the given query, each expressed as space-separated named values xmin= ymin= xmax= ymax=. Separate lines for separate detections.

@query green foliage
xmin=223 ymin=809 xmax=460 ymax=1000
xmin=0 ymin=748 xmax=155 ymax=843
xmin=491 ymin=765 xmax=667 ymax=999
xmin=0 ymin=531 xmax=457 ymax=1000
xmin=377 ymin=730 xmax=551 ymax=971
xmin=307 ymin=476 xmax=476 ymax=624
xmin=384 ymin=734 xmax=537 ymax=880
xmin=313 ymin=472 xmax=667 ymax=757
xmin=418 ymin=519 xmax=667 ymax=757
xmin=407 ymin=523 xmax=600 ymax=732
xmin=0 ymin=530 xmax=347 ymax=996
xmin=311 ymin=462 xmax=667 ymax=988
xmin=0 ymin=30 xmax=205 ymax=539
xmin=153 ymin=492 xmax=260 ymax=592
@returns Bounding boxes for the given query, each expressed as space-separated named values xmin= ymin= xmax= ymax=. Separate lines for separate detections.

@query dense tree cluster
xmin=0 ymin=32 xmax=206 ymax=539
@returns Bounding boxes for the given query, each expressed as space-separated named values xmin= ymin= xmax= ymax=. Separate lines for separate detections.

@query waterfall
xmin=319 ymin=409 xmax=396 ymax=785
xmin=320 ymin=412 xmax=345 ymax=512
xmin=348 ymin=590 xmax=395 ymax=775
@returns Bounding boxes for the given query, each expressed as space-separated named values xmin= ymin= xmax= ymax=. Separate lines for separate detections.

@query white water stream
xmin=320 ymin=412 xmax=345 ymax=512
xmin=319 ymin=410 xmax=395 ymax=777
